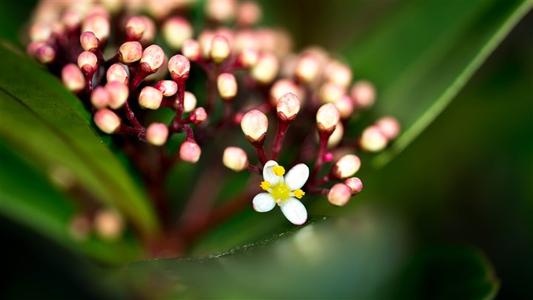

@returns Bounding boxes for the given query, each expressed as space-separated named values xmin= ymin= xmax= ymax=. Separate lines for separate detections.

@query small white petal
xmin=253 ymin=193 xmax=276 ymax=212
xmin=285 ymin=163 xmax=309 ymax=190
xmin=280 ymin=198 xmax=307 ymax=225
xmin=263 ymin=160 xmax=282 ymax=184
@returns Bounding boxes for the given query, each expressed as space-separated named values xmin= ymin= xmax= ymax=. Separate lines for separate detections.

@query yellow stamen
xmin=271 ymin=183 xmax=291 ymax=202
xmin=260 ymin=180 xmax=271 ymax=191
xmin=293 ymin=189 xmax=305 ymax=199
xmin=273 ymin=165 xmax=285 ymax=176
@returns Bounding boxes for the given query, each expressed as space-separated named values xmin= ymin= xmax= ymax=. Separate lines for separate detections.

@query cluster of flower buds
xmin=28 ymin=0 xmax=400 ymax=226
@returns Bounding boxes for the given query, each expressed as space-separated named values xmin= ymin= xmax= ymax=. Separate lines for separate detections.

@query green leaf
xmin=0 ymin=42 xmax=159 ymax=239
xmin=344 ymin=0 xmax=531 ymax=167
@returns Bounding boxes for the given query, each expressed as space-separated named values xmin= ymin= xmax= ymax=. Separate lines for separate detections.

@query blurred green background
xmin=0 ymin=0 xmax=531 ymax=299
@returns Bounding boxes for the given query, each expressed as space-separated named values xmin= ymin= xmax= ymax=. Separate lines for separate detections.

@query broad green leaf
xmin=344 ymin=0 xmax=531 ymax=167
xmin=0 ymin=42 xmax=159 ymax=239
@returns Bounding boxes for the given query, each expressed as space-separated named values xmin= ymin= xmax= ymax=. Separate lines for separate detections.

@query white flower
xmin=253 ymin=160 xmax=309 ymax=225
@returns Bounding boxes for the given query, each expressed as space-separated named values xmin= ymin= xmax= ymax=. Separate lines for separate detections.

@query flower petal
xmin=285 ymin=163 xmax=309 ymax=190
xmin=280 ymin=198 xmax=307 ymax=225
xmin=263 ymin=160 xmax=282 ymax=184
xmin=252 ymin=193 xmax=276 ymax=212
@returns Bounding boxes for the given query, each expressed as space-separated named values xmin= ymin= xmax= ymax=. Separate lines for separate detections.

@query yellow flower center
xmin=270 ymin=182 xmax=291 ymax=202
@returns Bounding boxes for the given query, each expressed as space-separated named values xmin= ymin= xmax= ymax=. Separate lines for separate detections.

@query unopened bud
xmin=106 ymin=63 xmax=129 ymax=84
xmin=217 ymin=73 xmax=238 ymax=100
xmin=325 ymin=61 xmax=352 ymax=88
xmin=351 ymin=80 xmax=376 ymax=109
xmin=333 ymin=154 xmax=361 ymax=179
xmin=316 ymin=103 xmax=340 ymax=132
xmin=77 ymin=51 xmax=98 ymax=74
xmin=181 ymin=91 xmax=197 ymax=113
xmin=319 ymin=82 xmax=344 ymax=104
xmin=360 ymin=125 xmax=388 ymax=152
xmin=94 ymin=109 xmax=121 ymax=134
xmin=238 ymin=48 xmax=259 ymax=68
xmin=327 ymin=183 xmax=352 ymax=206
xmin=237 ymin=1 xmax=262 ymax=26
xmin=334 ymin=95 xmax=354 ymax=119
xmin=140 ymin=45 xmax=165 ymax=73
xmin=328 ymin=123 xmax=344 ymax=148
xmin=146 ymin=123 xmax=169 ymax=146
xmin=91 ymin=87 xmax=110 ymax=109
xmin=223 ymin=147 xmax=248 ymax=171
xmin=155 ymin=80 xmax=178 ymax=97
xmin=61 ymin=64 xmax=85 ymax=92
xmin=119 ymin=41 xmax=143 ymax=63
xmin=94 ymin=209 xmax=123 ymax=240
xmin=276 ymin=93 xmax=300 ymax=121
xmin=270 ymin=79 xmax=303 ymax=106
xmin=125 ymin=16 xmax=146 ymax=41
xmin=34 ymin=43 xmax=56 ymax=64
xmin=30 ymin=22 xmax=52 ymax=42
xmin=251 ymin=53 xmax=279 ymax=84
xmin=375 ymin=116 xmax=400 ymax=140
xmin=139 ymin=86 xmax=163 ymax=109
xmin=105 ymin=81 xmax=129 ymax=109
xmin=182 ymin=39 xmax=201 ymax=61
xmin=241 ymin=109 xmax=268 ymax=142
xmin=205 ymin=0 xmax=236 ymax=22
xmin=295 ymin=54 xmax=320 ymax=83
xmin=82 ymin=15 xmax=110 ymax=41
xmin=168 ymin=54 xmax=190 ymax=81
xmin=163 ymin=17 xmax=193 ymax=49
xmin=190 ymin=107 xmax=207 ymax=124
xmin=180 ymin=140 xmax=201 ymax=163
xmin=345 ymin=177 xmax=363 ymax=194
xmin=62 ymin=9 xmax=83 ymax=30
xmin=199 ymin=31 xmax=215 ymax=58
xmin=80 ymin=31 xmax=100 ymax=51
xmin=210 ymin=35 xmax=231 ymax=63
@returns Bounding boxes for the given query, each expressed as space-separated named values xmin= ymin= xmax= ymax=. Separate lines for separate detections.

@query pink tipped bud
xmin=183 ymin=91 xmax=198 ymax=112
xmin=351 ymin=80 xmax=376 ymax=109
xmin=162 ymin=17 xmax=193 ymax=49
xmin=77 ymin=51 xmax=98 ymax=74
xmin=61 ymin=64 xmax=85 ymax=92
xmin=180 ymin=140 xmax=201 ymax=163
xmin=94 ymin=109 xmax=121 ymax=134
xmin=190 ymin=107 xmax=208 ymax=124
xmin=217 ymin=73 xmax=238 ymax=100
xmin=182 ymin=39 xmax=201 ymax=61
xmin=295 ymin=54 xmax=320 ymax=83
xmin=118 ymin=41 xmax=143 ymax=64
xmin=327 ymin=183 xmax=352 ymax=206
xmin=82 ymin=15 xmax=110 ymax=41
xmin=270 ymin=79 xmax=303 ymax=106
xmin=276 ymin=93 xmax=301 ymax=121
xmin=360 ymin=125 xmax=388 ymax=152
xmin=325 ymin=61 xmax=352 ymax=88
xmin=94 ymin=209 xmax=123 ymax=240
xmin=251 ymin=53 xmax=279 ymax=84
xmin=62 ymin=9 xmax=83 ymax=30
xmin=105 ymin=81 xmax=129 ymax=109
xmin=328 ymin=123 xmax=344 ymax=148
xmin=140 ymin=45 xmax=165 ymax=73
xmin=155 ymin=80 xmax=178 ymax=97
xmin=241 ymin=109 xmax=268 ymax=142
xmin=316 ymin=103 xmax=340 ymax=132
xmin=199 ymin=30 xmax=215 ymax=58
xmin=34 ymin=44 xmax=56 ymax=64
xmin=334 ymin=95 xmax=354 ymax=119
xmin=210 ymin=35 xmax=231 ymax=63
xmin=333 ymin=154 xmax=361 ymax=179
xmin=91 ymin=87 xmax=110 ymax=109
xmin=146 ymin=123 xmax=169 ymax=146
xmin=106 ymin=63 xmax=129 ymax=84
xmin=205 ymin=0 xmax=237 ymax=22
xmin=376 ymin=116 xmax=400 ymax=140
xmin=345 ymin=177 xmax=363 ymax=194
xmin=80 ymin=31 xmax=100 ymax=51
xmin=30 ymin=22 xmax=52 ymax=42
xmin=125 ymin=16 xmax=147 ymax=41
xmin=319 ymin=82 xmax=344 ymax=104
xmin=138 ymin=86 xmax=163 ymax=109
xmin=168 ymin=54 xmax=191 ymax=81
xmin=223 ymin=147 xmax=248 ymax=171
xmin=238 ymin=48 xmax=259 ymax=68
xmin=237 ymin=1 xmax=262 ymax=26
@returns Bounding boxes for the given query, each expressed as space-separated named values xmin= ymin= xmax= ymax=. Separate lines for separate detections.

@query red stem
xmin=271 ymin=120 xmax=289 ymax=160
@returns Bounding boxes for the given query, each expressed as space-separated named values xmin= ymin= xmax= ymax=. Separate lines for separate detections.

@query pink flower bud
xmin=162 ymin=17 xmax=193 ymax=49
xmin=316 ymin=103 xmax=340 ymax=132
xmin=237 ymin=1 xmax=262 ymax=26
xmin=276 ymin=93 xmax=300 ymax=121
xmin=125 ymin=16 xmax=147 ymax=41
xmin=180 ymin=140 xmax=201 ymax=163
xmin=105 ymin=81 xmax=129 ymax=109
xmin=77 ymin=51 xmax=98 ymax=74
xmin=270 ymin=79 xmax=303 ymax=106
xmin=34 ymin=43 xmax=56 ymax=64
xmin=94 ymin=209 xmax=123 ymax=240
xmin=351 ymin=80 xmax=376 ymax=109
xmin=223 ymin=147 xmax=248 ymax=171
xmin=205 ymin=0 xmax=237 ymax=22
xmin=140 ymin=45 xmax=165 ymax=73
xmin=182 ymin=39 xmax=201 ymax=61
xmin=80 ymin=31 xmax=100 ymax=51
xmin=106 ymin=63 xmax=129 ymax=84
xmin=295 ymin=54 xmax=320 ymax=83
xmin=155 ymin=80 xmax=178 ymax=97
xmin=91 ymin=87 xmax=110 ymax=109
xmin=183 ymin=91 xmax=198 ymax=112
xmin=190 ymin=107 xmax=207 ymax=124
xmin=334 ymin=95 xmax=354 ymax=119
xmin=199 ymin=30 xmax=215 ymax=58
xmin=241 ymin=109 xmax=268 ymax=142
xmin=62 ymin=9 xmax=83 ymax=30
xmin=94 ymin=108 xmax=121 ymax=134
xmin=238 ymin=48 xmax=259 ymax=68
xmin=360 ymin=125 xmax=388 ymax=152
xmin=328 ymin=123 xmax=344 ymax=148
xmin=319 ymin=82 xmax=344 ymax=104
xmin=210 ymin=35 xmax=231 ymax=63
xmin=217 ymin=73 xmax=238 ymax=100
xmin=168 ymin=54 xmax=191 ymax=81
xmin=139 ymin=86 xmax=163 ymax=109
xmin=29 ymin=22 xmax=52 ymax=42
xmin=324 ymin=60 xmax=352 ymax=88
xmin=118 ymin=41 xmax=143 ymax=64
xmin=376 ymin=116 xmax=401 ymax=140
xmin=61 ymin=64 xmax=85 ymax=92
xmin=345 ymin=177 xmax=363 ymax=194
xmin=251 ymin=53 xmax=279 ymax=84
xmin=328 ymin=183 xmax=352 ymax=206
xmin=82 ymin=15 xmax=110 ymax=41
xmin=333 ymin=154 xmax=361 ymax=179
xmin=146 ymin=123 xmax=169 ymax=146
